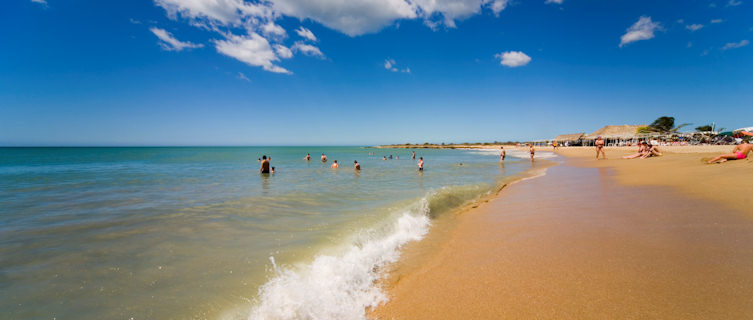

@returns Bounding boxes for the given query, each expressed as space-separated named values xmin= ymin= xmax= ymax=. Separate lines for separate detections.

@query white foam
xmin=464 ymin=148 xmax=557 ymax=160
xmin=248 ymin=200 xmax=431 ymax=320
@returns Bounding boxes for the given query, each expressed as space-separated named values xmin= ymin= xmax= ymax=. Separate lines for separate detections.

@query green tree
xmin=695 ymin=125 xmax=713 ymax=132
xmin=643 ymin=116 xmax=691 ymax=133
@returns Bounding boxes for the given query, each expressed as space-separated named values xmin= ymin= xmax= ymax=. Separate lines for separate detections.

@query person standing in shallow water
xmin=500 ymin=146 xmax=506 ymax=162
xmin=321 ymin=153 xmax=327 ymax=162
xmin=412 ymin=151 xmax=416 ymax=160
xmin=418 ymin=157 xmax=424 ymax=171
xmin=259 ymin=155 xmax=270 ymax=174
xmin=305 ymin=153 xmax=311 ymax=161
xmin=595 ymin=136 xmax=606 ymax=160
xmin=331 ymin=160 xmax=339 ymax=168
xmin=354 ymin=160 xmax=361 ymax=170
xmin=529 ymin=144 xmax=535 ymax=161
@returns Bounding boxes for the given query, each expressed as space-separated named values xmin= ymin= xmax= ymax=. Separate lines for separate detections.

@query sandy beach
xmin=373 ymin=146 xmax=753 ymax=319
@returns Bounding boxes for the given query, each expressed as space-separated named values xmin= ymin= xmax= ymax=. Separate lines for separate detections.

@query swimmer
xmin=331 ymin=160 xmax=339 ymax=168
xmin=354 ymin=160 xmax=361 ymax=170
xmin=321 ymin=153 xmax=327 ymax=162
xmin=418 ymin=157 xmax=424 ymax=171
xmin=305 ymin=153 xmax=311 ymax=161
xmin=259 ymin=155 xmax=270 ymax=174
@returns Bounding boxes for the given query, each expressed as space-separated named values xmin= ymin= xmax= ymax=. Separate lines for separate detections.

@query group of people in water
xmin=261 ymin=150 xmax=422 ymax=173
xmin=498 ymin=144 xmax=537 ymax=162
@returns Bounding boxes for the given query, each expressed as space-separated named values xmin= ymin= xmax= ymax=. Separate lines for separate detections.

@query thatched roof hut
xmin=553 ymin=133 xmax=585 ymax=141
xmin=585 ymin=125 xmax=645 ymax=139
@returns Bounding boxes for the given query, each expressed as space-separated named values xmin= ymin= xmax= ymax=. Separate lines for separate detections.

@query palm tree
xmin=637 ymin=116 xmax=690 ymax=133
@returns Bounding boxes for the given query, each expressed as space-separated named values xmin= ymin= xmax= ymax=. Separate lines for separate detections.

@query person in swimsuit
xmin=305 ymin=153 xmax=311 ymax=161
xmin=640 ymin=143 xmax=662 ymax=159
xmin=622 ymin=141 xmax=648 ymax=159
xmin=354 ymin=160 xmax=361 ymax=170
xmin=321 ymin=153 xmax=327 ymax=162
xmin=418 ymin=157 xmax=424 ymax=171
xmin=529 ymin=144 xmax=535 ymax=161
xmin=708 ymin=141 xmax=753 ymax=164
xmin=412 ymin=151 xmax=416 ymax=160
xmin=331 ymin=160 xmax=339 ymax=168
xmin=595 ymin=136 xmax=606 ymax=160
xmin=259 ymin=155 xmax=270 ymax=174
xmin=500 ymin=146 xmax=506 ymax=161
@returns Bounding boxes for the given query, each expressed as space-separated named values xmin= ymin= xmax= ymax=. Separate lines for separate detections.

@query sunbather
xmin=622 ymin=141 xmax=648 ymax=159
xmin=708 ymin=141 xmax=753 ymax=164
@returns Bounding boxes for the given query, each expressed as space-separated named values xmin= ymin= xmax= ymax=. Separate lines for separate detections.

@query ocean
xmin=0 ymin=146 xmax=551 ymax=319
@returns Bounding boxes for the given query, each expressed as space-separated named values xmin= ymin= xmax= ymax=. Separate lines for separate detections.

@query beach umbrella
xmin=734 ymin=127 xmax=753 ymax=136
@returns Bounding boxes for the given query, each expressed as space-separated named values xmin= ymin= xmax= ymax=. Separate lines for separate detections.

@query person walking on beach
xmin=331 ymin=160 xmax=339 ymax=168
xmin=412 ymin=151 xmax=416 ymax=160
xmin=321 ymin=153 xmax=327 ymax=162
xmin=529 ymin=144 xmax=535 ymax=161
xmin=500 ymin=146 xmax=506 ymax=162
xmin=305 ymin=153 xmax=311 ymax=161
xmin=354 ymin=160 xmax=361 ymax=170
xmin=595 ymin=136 xmax=606 ymax=160
xmin=259 ymin=155 xmax=270 ymax=174
xmin=418 ymin=157 xmax=424 ymax=171
xmin=708 ymin=141 xmax=753 ymax=164
xmin=552 ymin=141 xmax=558 ymax=150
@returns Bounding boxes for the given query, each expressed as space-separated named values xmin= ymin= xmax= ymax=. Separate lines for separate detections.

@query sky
xmin=1 ymin=0 xmax=751 ymax=146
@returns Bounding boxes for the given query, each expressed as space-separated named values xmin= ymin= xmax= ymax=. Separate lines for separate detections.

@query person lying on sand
xmin=640 ymin=144 xmax=662 ymax=159
xmin=622 ymin=141 xmax=648 ymax=159
xmin=708 ymin=141 xmax=753 ymax=164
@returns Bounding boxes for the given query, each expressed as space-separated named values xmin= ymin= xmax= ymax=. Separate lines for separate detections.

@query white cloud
xmin=150 ymin=27 xmax=204 ymax=51
xmin=151 ymin=0 xmax=515 ymax=73
xmin=261 ymin=22 xmax=287 ymax=39
xmin=619 ymin=16 xmax=660 ymax=47
xmin=31 ymin=0 xmax=47 ymax=4
xmin=722 ymin=39 xmax=749 ymax=50
xmin=709 ymin=2 xmax=717 ymax=7
xmin=727 ymin=0 xmax=742 ymax=6
xmin=295 ymin=26 xmax=317 ymax=41
xmin=686 ymin=24 xmax=704 ymax=31
xmin=292 ymin=41 xmax=324 ymax=58
xmin=545 ymin=0 xmax=563 ymax=4
xmin=273 ymin=44 xmax=293 ymax=59
xmin=495 ymin=51 xmax=531 ymax=67
xmin=710 ymin=19 xmax=723 ymax=23
xmin=383 ymin=58 xmax=410 ymax=72
xmin=214 ymin=33 xmax=291 ymax=74
xmin=236 ymin=72 xmax=250 ymax=81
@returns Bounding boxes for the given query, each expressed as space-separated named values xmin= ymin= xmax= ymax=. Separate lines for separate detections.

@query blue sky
xmin=1 ymin=0 xmax=751 ymax=146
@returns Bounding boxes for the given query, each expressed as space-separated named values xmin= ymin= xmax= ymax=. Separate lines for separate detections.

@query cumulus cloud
xmin=495 ymin=51 xmax=531 ymax=67
xmin=710 ymin=19 xmax=723 ymax=23
xmin=150 ymin=27 xmax=204 ymax=51
xmin=214 ymin=33 xmax=291 ymax=74
xmin=686 ymin=24 xmax=704 ymax=31
xmin=261 ymin=22 xmax=287 ymax=39
xmin=152 ymin=0 xmax=515 ymax=73
xmin=295 ymin=26 xmax=317 ymax=41
xmin=722 ymin=39 xmax=749 ymax=50
xmin=292 ymin=41 xmax=324 ymax=58
xmin=273 ymin=44 xmax=293 ymax=59
xmin=619 ymin=16 xmax=660 ymax=47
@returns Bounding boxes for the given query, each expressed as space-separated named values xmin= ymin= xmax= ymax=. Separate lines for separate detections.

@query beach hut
xmin=583 ymin=125 xmax=645 ymax=146
xmin=553 ymin=133 xmax=585 ymax=146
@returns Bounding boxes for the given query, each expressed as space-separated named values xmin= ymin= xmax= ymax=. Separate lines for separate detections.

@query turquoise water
xmin=0 ymin=147 xmax=542 ymax=319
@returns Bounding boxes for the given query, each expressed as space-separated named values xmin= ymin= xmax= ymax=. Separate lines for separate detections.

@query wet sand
xmin=372 ymin=161 xmax=753 ymax=319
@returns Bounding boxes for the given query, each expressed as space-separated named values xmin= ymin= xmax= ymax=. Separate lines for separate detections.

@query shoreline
xmin=371 ymin=149 xmax=753 ymax=319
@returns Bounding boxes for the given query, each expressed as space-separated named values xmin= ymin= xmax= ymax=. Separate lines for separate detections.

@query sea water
xmin=0 ymin=147 xmax=549 ymax=319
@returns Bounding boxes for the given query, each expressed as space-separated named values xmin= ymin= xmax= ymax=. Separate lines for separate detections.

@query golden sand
xmin=372 ymin=148 xmax=753 ymax=319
